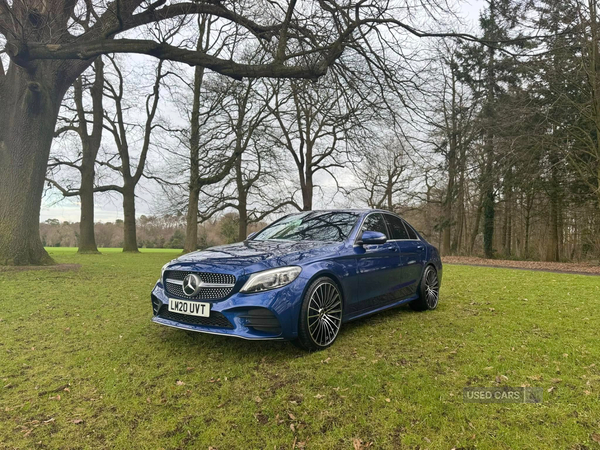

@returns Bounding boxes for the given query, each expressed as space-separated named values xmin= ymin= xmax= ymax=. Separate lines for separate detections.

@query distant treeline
xmin=41 ymin=213 xmax=266 ymax=250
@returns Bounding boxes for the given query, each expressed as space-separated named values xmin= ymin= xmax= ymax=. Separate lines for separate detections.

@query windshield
xmin=253 ymin=212 xmax=360 ymax=242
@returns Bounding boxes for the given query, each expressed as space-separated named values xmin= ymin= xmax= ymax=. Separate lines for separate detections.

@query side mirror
xmin=358 ymin=230 xmax=387 ymax=245
xmin=247 ymin=232 xmax=257 ymax=240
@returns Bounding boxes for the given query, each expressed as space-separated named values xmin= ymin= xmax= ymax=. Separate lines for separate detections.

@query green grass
xmin=1 ymin=249 xmax=600 ymax=449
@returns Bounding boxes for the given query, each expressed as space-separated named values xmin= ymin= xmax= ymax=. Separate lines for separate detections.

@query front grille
xmin=164 ymin=270 xmax=236 ymax=300
xmin=157 ymin=306 xmax=234 ymax=329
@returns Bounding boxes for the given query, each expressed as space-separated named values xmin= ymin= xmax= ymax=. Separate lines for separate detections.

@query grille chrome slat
xmin=164 ymin=270 xmax=236 ymax=300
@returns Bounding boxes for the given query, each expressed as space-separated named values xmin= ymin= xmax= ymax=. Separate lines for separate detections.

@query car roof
xmin=295 ymin=209 xmax=399 ymax=216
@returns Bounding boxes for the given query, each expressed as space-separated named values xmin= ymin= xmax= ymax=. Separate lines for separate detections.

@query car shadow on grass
xmin=151 ymin=302 xmax=424 ymax=362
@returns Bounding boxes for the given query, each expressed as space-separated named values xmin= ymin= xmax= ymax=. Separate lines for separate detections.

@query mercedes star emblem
xmin=182 ymin=274 xmax=204 ymax=296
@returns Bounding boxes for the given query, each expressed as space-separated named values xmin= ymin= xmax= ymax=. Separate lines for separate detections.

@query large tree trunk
xmin=0 ymin=67 xmax=67 ymax=265
xmin=302 ymin=174 xmax=313 ymax=211
xmin=451 ymin=137 xmax=466 ymax=254
xmin=235 ymin=157 xmax=249 ymax=241
xmin=76 ymin=58 xmax=104 ymax=254
xmin=481 ymin=0 xmax=496 ymax=259
xmin=183 ymin=35 xmax=206 ymax=254
xmin=122 ymin=183 xmax=139 ymax=252
xmin=545 ymin=148 xmax=561 ymax=262
xmin=184 ymin=186 xmax=200 ymax=253
xmin=238 ymin=197 xmax=248 ymax=242
xmin=78 ymin=162 xmax=100 ymax=253
xmin=469 ymin=191 xmax=484 ymax=255
xmin=442 ymin=68 xmax=458 ymax=256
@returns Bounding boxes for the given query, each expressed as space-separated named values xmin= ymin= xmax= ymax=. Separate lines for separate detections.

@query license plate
xmin=168 ymin=299 xmax=210 ymax=317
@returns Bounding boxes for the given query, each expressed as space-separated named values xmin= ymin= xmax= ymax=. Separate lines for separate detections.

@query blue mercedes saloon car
xmin=151 ymin=209 xmax=441 ymax=350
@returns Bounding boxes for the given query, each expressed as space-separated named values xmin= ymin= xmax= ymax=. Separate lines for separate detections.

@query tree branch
xmin=134 ymin=60 xmax=164 ymax=183
xmin=121 ymin=3 xmax=281 ymax=40
xmin=93 ymin=184 xmax=123 ymax=193
xmin=45 ymin=178 xmax=81 ymax=197
xmin=25 ymin=40 xmax=329 ymax=80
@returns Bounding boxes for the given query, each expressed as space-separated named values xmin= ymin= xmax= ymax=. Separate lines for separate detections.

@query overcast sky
xmin=41 ymin=0 xmax=485 ymax=223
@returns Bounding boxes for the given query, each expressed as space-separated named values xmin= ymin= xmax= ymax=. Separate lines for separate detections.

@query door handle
xmin=416 ymin=245 xmax=424 ymax=250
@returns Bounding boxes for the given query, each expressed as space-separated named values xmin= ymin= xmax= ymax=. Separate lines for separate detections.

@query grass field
xmin=1 ymin=248 xmax=600 ymax=449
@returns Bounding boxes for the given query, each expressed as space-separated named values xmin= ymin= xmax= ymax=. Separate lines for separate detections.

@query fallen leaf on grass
xmin=254 ymin=396 xmax=262 ymax=403
xmin=176 ymin=380 xmax=185 ymax=386
xmin=288 ymin=413 xmax=296 ymax=420
xmin=353 ymin=438 xmax=373 ymax=449
xmin=49 ymin=394 xmax=61 ymax=401
xmin=72 ymin=419 xmax=84 ymax=424
xmin=385 ymin=398 xmax=391 ymax=403
xmin=592 ymin=434 xmax=600 ymax=444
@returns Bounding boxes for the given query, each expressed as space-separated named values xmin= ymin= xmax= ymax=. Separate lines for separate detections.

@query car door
xmin=395 ymin=218 xmax=426 ymax=295
xmin=352 ymin=213 xmax=403 ymax=314
xmin=382 ymin=213 xmax=419 ymax=298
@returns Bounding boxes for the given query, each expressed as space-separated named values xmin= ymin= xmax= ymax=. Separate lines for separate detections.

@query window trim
xmin=399 ymin=217 xmax=421 ymax=241
xmin=382 ymin=213 xmax=411 ymax=241
xmin=353 ymin=212 xmax=392 ymax=246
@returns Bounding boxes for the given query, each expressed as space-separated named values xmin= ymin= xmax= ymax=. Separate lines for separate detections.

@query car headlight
xmin=240 ymin=266 xmax=302 ymax=293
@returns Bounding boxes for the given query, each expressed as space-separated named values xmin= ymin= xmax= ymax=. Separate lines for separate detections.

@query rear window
xmin=403 ymin=220 xmax=419 ymax=240
xmin=384 ymin=214 xmax=410 ymax=240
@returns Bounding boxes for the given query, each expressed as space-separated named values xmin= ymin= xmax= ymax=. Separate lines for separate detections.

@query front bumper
xmin=150 ymin=279 xmax=306 ymax=341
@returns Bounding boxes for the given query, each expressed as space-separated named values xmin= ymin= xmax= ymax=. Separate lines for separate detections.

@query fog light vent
xmin=239 ymin=308 xmax=281 ymax=334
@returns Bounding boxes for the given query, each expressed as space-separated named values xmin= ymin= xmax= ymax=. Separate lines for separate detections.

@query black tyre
xmin=295 ymin=277 xmax=343 ymax=351
xmin=409 ymin=265 xmax=440 ymax=311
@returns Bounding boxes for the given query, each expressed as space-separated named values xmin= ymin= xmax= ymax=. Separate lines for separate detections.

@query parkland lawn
xmin=1 ymin=249 xmax=600 ymax=450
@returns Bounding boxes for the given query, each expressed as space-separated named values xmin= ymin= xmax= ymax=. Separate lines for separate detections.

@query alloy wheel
xmin=424 ymin=268 xmax=439 ymax=309
xmin=307 ymin=281 xmax=342 ymax=346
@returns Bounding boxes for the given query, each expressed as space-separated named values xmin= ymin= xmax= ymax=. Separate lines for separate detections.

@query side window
xmin=361 ymin=213 xmax=388 ymax=237
xmin=403 ymin=220 xmax=419 ymax=240
xmin=384 ymin=214 xmax=409 ymax=240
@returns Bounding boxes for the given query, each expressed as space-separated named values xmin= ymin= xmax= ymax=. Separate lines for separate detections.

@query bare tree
xmin=268 ymin=76 xmax=368 ymax=210
xmin=193 ymin=74 xmax=294 ymax=241
xmin=350 ymin=135 xmax=411 ymax=211
xmin=45 ymin=58 xmax=105 ymax=253
xmin=95 ymin=57 xmax=166 ymax=252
